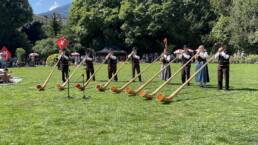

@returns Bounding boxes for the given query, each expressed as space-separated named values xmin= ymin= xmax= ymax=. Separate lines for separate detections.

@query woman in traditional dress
xmin=160 ymin=49 xmax=172 ymax=81
xmin=195 ymin=45 xmax=210 ymax=87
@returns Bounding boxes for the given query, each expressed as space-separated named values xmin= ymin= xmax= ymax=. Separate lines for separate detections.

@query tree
xmin=69 ymin=0 xmax=122 ymax=50
xmin=209 ymin=0 xmax=258 ymax=53
xmin=32 ymin=38 xmax=59 ymax=60
xmin=49 ymin=13 xmax=63 ymax=37
xmin=0 ymin=0 xmax=33 ymax=53
xmin=21 ymin=21 xmax=47 ymax=44
xmin=16 ymin=48 xmax=26 ymax=66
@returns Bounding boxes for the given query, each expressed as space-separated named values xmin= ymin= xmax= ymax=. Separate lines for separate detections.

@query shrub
xmin=33 ymin=38 xmax=59 ymax=60
xmin=245 ymin=55 xmax=258 ymax=64
xmin=15 ymin=48 xmax=26 ymax=66
xmin=46 ymin=53 xmax=59 ymax=66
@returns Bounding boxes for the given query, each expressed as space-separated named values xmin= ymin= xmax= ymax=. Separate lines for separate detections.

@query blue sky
xmin=29 ymin=0 xmax=72 ymax=14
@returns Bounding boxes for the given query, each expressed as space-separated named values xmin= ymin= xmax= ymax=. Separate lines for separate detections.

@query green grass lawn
xmin=0 ymin=63 xmax=258 ymax=145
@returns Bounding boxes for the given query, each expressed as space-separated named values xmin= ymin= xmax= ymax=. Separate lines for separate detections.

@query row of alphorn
xmin=36 ymin=50 xmax=214 ymax=104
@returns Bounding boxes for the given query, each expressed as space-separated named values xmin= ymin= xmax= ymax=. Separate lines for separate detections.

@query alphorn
xmin=126 ymin=57 xmax=177 ymax=96
xmin=96 ymin=52 xmax=134 ymax=92
xmin=157 ymin=55 xmax=215 ymax=103
xmin=56 ymin=56 xmax=87 ymax=90
xmin=140 ymin=53 xmax=198 ymax=99
xmin=36 ymin=57 xmax=61 ymax=91
xmin=111 ymin=55 xmax=161 ymax=93
xmin=75 ymin=53 xmax=111 ymax=91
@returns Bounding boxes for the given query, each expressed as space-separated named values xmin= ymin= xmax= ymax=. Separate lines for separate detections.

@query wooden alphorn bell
xmin=157 ymin=55 xmax=215 ymax=103
xmin=56 ymin=56 xmax=87 ymax=90
xmin=75 ymin=53 xmax=111 ymax=91
xmin=125 ymin=57 xmax=177 ymax=96
xmin=36 ymin=57 xmax=61 ymax=91
xmin=140 ymin=53 xmax=198 ymax=99
xmin=110 ymin=55 xmax=161 ymax=93
xmin=96 ymin=51 xmax=134 ymax=92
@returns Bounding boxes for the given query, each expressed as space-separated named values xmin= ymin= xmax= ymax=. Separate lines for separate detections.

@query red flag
xmin=0 ymin=47 xmax=11 ymax=61
xmin=56 ymin=36 xmax=69 ymax=50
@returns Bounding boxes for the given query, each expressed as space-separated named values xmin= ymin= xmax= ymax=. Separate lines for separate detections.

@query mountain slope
xmin=39 ymin=3 xmax=71 ymax=18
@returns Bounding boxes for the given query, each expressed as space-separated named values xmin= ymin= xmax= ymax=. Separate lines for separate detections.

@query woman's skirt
xmin=160 ymin=64 xmax=171 ymax=81
xmin=195 ymin=61 xmax=210 ymax=83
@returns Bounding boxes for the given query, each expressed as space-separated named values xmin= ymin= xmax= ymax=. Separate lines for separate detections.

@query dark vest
xmin=108 ymin=56 xmax=117 ymax=67
xmin=182 ymin=51 xmax=192 ymax=66
xmin=86 ymin=54 xmax=94 ymax=69
xmin=132 ymin=56 xmax=140 ymax=64
xmin=60 ymin=55 xmax=69 ymax=70
xmin=218 ymin=50 xmax=230 ymax=66
xmin=197 ymin=52 xmax=207 ymax=62
xmin=161 ymin=55 xmax=170 ymax=64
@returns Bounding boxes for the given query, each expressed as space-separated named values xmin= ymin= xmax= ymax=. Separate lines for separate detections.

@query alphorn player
xmin=85 ymin=48 xmax=95 ymax=81
xmin=160 ymin=49 xmax=172 ymax=81
xmin=106 ymin=48 xmax=118 ymax=81
xmin=179 ymin=45 xmax=193 ymax=86
xmin=58 ymin=49 xmax=70 ymax=83
xmin=215 ymin=42 xmax=230 ymax=90
xmin=195 ymin=45 xmax=210 ymax=87
xmin=128 ymin=47 xmax=141 ymax=82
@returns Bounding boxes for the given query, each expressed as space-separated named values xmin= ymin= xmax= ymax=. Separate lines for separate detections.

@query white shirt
xmin=199 ymin=51 xmax=209 ymax=59
xmin=215 ymin=51 xmax=229 ymax=59
xmin=86 ymin=55 xmax=93 ymax=61
xmin=163 ymin=54 xmax=171 ymax=61
xmin=133 ymin=54 xmax=140 ymax=60
xmin=58 ymin=54 xmax=69 ymax=60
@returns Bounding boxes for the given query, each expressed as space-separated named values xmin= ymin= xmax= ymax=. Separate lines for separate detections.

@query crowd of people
xmin=57 ymin=42 xmax=230 ymax=90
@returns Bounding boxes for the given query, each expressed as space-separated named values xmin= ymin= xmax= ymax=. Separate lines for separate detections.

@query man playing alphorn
xmin=58 ymin=49 xmax=70 ymax=83
xmin=85 ymin=48 xmax=95 ymax=81
xmin=179 ymin=45 xmax=193 ymax=86
xmin=106 ymin=49 xmax=118 ymax=81
xmin=215 ymin=42 xmax=230 ymax=90
xmin=128 ymin=47 xmax=141 ymax=82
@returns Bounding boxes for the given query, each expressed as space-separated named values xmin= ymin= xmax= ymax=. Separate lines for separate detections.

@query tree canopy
xmin=0 ymin=0 xmax=33 ymax=53
xmin=68 ymin=0 xmax=258 ymax=54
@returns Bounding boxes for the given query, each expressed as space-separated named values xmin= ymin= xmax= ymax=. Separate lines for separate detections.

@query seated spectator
xmin=0 ymin=68 xmax=12 ymax=83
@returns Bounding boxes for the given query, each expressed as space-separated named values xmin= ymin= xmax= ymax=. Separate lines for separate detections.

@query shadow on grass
xmin=230 ymin=88 xmax=258 ymax=91
xmin=165 ymin=91 xmax=241 ymax=105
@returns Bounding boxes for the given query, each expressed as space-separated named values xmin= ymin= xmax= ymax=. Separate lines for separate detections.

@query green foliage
xmin=15 ymin=48 xmax=26 ymax=65
xmin=0 ymin=0 xmax=33 ymax=53
xmin=46 ymin=53 xmax=59 ymax=66
xmin=21 ymin=21 xmax=47 ymax=44
xmin=49 ymin=13 xmax=63 ymax=37
xmin=209 ymin=0 xmax=258 ymax=53
xmin=244 ymin=55 xmax=258 ymax=64
xmin=32 ymin=38 xmax=59 ymax=60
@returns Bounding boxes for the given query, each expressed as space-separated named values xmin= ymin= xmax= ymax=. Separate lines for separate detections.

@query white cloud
xmin=36 ymin=0 xmax=43 ymax=6
xmin=49 ymin=1 xmax=59 ymax=11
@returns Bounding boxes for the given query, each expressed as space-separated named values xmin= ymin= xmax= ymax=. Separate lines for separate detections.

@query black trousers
xmin=181 ymin=65 xmax=191 ymax=85
xmin=108 ymin=65 xmax=118 ymax=81
xmin=86 ymin=67 xmax=95 ymax=81
xmin=132 ymin=64 xmax=141 ymax=81
xmin=218 ymin=65 xmax=229 ymax=90
xmin=62 ymin=69 xmax=69 ymax=83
